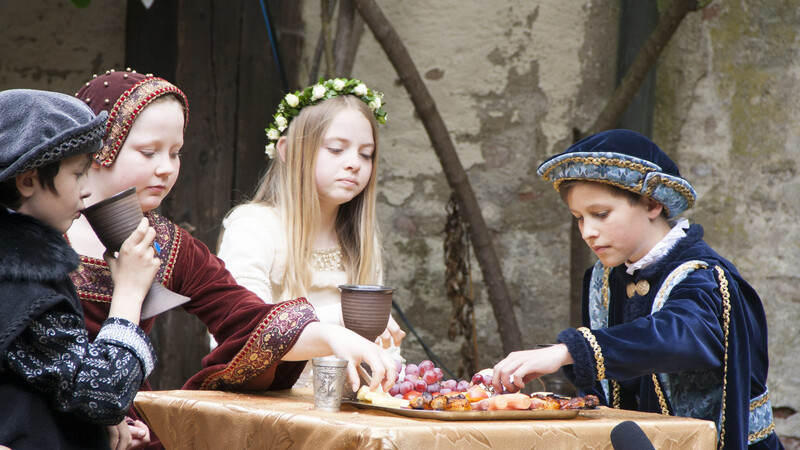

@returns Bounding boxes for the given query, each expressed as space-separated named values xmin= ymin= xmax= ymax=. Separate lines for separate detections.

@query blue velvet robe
xmin=558 ymin=225 xmax=782 ymax=449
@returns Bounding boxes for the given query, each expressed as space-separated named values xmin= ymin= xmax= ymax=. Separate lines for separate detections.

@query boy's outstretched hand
xmin=492 ymin=343 xmax=573 ymax=393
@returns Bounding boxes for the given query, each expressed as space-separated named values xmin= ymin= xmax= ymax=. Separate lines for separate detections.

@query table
xmin=135 ymin=389 xmax=717 ymax=449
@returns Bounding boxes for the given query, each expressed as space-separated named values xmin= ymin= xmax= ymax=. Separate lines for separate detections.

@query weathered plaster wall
xmin=0 ymin=2 xmax=125 ymax=93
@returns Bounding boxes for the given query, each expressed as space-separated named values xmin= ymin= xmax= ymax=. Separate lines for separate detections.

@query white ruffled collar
xmin=625 ymin=218 xmax=690 ymax=275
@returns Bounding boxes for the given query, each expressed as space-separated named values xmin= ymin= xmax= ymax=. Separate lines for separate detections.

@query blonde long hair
xmin=250 ymin=95 xmax=383 ymax=298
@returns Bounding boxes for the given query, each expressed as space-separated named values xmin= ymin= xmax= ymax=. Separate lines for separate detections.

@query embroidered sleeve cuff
xmin=199 ymin=298 xmax=319 ymax=390
xmin=557 ymin=327 xmax=597 ymax=389
xmin=96 ymin=317 xmax=157 ymax=377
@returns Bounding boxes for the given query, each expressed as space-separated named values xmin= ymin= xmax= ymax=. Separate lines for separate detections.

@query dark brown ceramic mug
xmin=338 ymin=285 xmax=394 ymax=342
xmin=82 ymin=187 xmax=190 ymax=319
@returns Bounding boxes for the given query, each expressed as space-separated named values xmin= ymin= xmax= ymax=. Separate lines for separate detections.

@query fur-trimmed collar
xmin=0 ymin=209 xmax=79 ymax=283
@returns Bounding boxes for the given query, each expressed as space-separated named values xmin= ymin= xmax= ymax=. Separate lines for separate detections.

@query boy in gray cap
xmin=0 ymin=89 xmax=160 ymax=449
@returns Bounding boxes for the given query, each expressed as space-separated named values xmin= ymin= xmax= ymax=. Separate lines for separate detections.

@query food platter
xmin=343 ymin=401 xmax=579 ymax=421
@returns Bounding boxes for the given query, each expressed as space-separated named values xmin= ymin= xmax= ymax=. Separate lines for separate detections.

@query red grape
xmin=404 ymin=373 xmax=419 ymax=382
xmin=419 ymin=360 xmax=435 ymax=373
xmin=388 ymin=383 xmax=400 ymax=396
xmin=471 ymin=373 xmax=483 ymax=385
xmin=398 ymin=381 xmax=414 ymax=395
xmin=399 ymin=360 xmax=486 ymax=397
xmin=422 ymin=370 xmax=438 ymax=385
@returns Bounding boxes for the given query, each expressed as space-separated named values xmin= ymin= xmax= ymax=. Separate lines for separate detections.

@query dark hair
xmin=0 ymin=178 xmax=20 ymax=209
xmin=0 ymin=155 xmax=91 ymax=209
xmin=558 ymin=180 xmax=644 ymax=207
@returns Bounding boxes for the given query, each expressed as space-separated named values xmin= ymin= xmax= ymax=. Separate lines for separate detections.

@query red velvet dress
xmin=69 ymin=211 xmax=318 ymax=391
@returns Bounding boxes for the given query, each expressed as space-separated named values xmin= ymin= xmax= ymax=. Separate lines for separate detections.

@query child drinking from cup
xmin=491 ymin=129 xmax=781 ymax=449
xmin=217 ymin=78 xmax=405 ymax=387
xmin=67 ymin=69 xmax=398 ymax=448
xmin=0 ymin=89 xmax=159 ymax=449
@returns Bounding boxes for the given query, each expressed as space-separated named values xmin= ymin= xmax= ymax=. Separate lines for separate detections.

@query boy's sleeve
xmin=95 ymin=316 xmax=157 ymax=377
xmin=560 ymin=268 xmax=725 ymax=385
xmin=5 ymin=309 xmax=156 ymax=426
xmin=556 ymin=327 xmax=597 ymax=389
xmin=556 ymin=266 xmax=601 ymax=389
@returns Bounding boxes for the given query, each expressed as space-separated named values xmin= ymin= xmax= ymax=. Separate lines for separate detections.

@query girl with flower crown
xmin=217 ymin=78 xmax=406 ymax=388
xmin=66 ymin=70 xmax=398 ymax=449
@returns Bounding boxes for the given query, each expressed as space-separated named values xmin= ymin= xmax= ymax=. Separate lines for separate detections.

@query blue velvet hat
xmin=0 ymin=89 xmax=107 ymax=183
xmin=536 ymin=129 xmax=696 ymax=217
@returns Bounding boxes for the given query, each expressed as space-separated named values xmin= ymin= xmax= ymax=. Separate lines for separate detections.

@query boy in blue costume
xmin=0 ymin=89 xmax=160 ymax=449
xmin=492 ymin=129 xmax=782 ymax=449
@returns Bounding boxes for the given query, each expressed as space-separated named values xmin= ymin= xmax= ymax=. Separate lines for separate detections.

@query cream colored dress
xmin=217 ymin=203 xmax=401 ymax=388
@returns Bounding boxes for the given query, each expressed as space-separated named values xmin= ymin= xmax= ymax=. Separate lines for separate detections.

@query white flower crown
xmin=264 ymin=78 xmax=387 ymax=159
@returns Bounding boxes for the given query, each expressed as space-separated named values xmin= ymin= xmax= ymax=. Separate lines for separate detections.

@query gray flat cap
xmin=0 ymin=89 xmax=107 ymax=182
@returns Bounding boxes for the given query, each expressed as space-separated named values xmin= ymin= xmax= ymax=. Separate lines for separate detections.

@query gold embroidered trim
xmin=652 ymin=261 xmax=707 ymax=311
xmin=198 ymin=298 xmax=316 ymax=390
xmin=601 ymin=266 xmax=610 ymax=310
xmin=715 ymin=265 xmax=732 ymax=450
xmin=750 ymin=391 xmax=770 ymax=410
xmin=749 ymin=423 xmax=775 ymax=443
xmin=543 ymin=154 xmax=698 ymax=217
xmin=71 ymin=212 xmax=181 ymax=303
xmin=540 ymin=155 xmax=654 ymax=181
xmin=101 ymin=78 xmax=188 ymax=166
xmin=578 ymin=327 xmax=605 ymax=380
xmin=312 ymin=246 xmax=345 ymax=272
xmin=651 ymin=374 xmax=670 ymax=415
xmin=644 ymin=175 xmax=696 ymax=210
xmin=611 ymin=380 xmax=621 ymax=409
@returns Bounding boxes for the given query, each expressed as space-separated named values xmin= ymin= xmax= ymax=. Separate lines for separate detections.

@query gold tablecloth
xmin=135 ymin=389 xmax=717 ymax=449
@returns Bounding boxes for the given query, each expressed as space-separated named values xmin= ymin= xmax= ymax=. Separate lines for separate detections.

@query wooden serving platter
xmin=343 ymin=401 xmax=579 ymax=421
